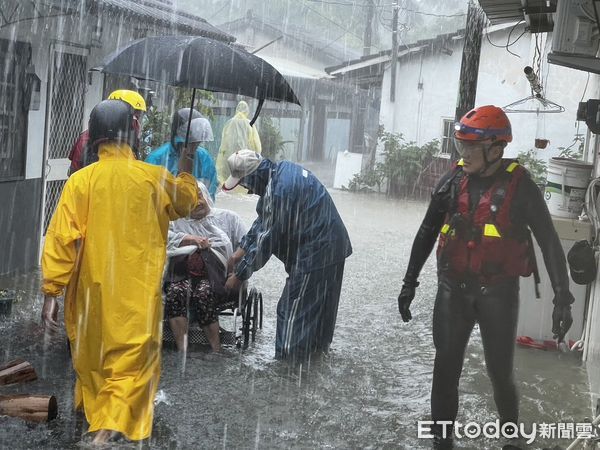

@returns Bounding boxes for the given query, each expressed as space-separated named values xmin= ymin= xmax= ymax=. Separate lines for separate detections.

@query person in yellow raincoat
xmin=216 ymin=100 xmax=262 ymax=186
xmin=40 ymin=100 xmax=197 ymax=444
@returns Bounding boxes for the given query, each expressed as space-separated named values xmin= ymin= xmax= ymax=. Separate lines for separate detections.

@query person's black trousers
xmin=431 ymin=275 xmax=520 ymax=425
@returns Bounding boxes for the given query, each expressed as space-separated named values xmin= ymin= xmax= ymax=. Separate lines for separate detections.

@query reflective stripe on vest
xmin=436 ymin=159 xmax=534 ymax=281
xmin=483 ymin=223 xmax=501 ymax=238
xmin=506 ymin=162 xmax=518 ymax=173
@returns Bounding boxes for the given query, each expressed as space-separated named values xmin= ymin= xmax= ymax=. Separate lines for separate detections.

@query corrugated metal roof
xmin=219 ymin=15 xmax=362 ymax=64
xmin=48 ymin=0 xmax=233 ymax=42
xmin=325 ymin=28 xmax=467 ymax=74
xmin=478 ymin=0 xmax=524 ymax=24
xmin=98 ymin=0 xmax=234 ymax=42
xmin=325 ymin=22 xmax=521 ymax=75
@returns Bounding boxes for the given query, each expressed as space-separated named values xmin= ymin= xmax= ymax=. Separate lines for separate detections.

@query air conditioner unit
xmin=552 ymin=0 xmax=600 ymax=57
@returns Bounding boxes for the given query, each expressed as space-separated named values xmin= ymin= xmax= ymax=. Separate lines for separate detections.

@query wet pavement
xmin=0 ymin=190 xmax=594 ymax=449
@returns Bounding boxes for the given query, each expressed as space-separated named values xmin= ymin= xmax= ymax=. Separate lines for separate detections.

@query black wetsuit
xmin=403 ymin=162 xmax=571 ymax=425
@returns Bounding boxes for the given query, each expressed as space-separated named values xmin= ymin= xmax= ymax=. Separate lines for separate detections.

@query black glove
xmin=398 ymin=280 xmax=418 ymax=322
xmin=552 ymin=304 xmax=573 ymax=342
xmin=552 ymin=291 xmax=574 ymax=341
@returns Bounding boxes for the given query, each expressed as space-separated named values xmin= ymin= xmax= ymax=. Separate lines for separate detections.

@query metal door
xmin=41 ymin=47 xmax=87 ymax=235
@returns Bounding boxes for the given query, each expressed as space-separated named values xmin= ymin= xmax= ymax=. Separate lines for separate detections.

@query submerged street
xmin=0 ymin=190 xmax=592 ymax=449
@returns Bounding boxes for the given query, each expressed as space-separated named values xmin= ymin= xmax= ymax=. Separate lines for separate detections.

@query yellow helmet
xmin=108 ymin=89 xmax=147 ymax=112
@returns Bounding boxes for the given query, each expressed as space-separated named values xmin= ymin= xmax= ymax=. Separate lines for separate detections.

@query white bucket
xmin=545 ymin=157 xmax=593 ymax=219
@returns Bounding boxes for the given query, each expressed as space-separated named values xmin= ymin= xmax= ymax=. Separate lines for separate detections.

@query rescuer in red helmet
xmin=397 ymin=105 xmax=574 ymax=449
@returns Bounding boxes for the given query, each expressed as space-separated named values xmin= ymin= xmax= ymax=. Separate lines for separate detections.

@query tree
xmin=258 ymin=115 xmax=293 ymax=160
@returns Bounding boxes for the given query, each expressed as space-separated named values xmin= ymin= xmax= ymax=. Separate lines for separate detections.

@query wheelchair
xmin=162 ymin=245 xmax=263 ymax=350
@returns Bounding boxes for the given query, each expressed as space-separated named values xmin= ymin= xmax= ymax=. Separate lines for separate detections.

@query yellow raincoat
xmin=41 ymin=143 xmax=197 ymax=440
xmin=216 ymin=100 xmax=262 ymax=185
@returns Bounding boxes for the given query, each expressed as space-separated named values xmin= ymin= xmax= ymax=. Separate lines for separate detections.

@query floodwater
xmin=0 ymin=190 xmax=593 ymax=449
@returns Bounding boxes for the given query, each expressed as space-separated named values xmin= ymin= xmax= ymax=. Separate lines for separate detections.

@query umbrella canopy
xmin=95 ymin=35 xmax=300 ymax=106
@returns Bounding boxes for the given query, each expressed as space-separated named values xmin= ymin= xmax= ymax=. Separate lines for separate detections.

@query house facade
xmin=0 ymin=0 xmax=232 ymax=276
xmin=217 ymin=10 xmax=378 ymax=177
xmin=377 ymin=24 xmax=590 ymax=159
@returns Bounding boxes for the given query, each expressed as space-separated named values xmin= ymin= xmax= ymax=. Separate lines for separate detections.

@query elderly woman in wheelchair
xmin=165 ymin=182 xmax=247 ymax=354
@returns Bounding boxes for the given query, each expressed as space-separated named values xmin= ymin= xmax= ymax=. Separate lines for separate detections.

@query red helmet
xmin=454 ymin=105 xmax=512 ymax=143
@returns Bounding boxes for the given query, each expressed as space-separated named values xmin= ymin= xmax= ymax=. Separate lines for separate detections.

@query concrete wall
xmin=0 ymin=6 xmax=98 ymax=274
xmin=0 ymin=5 xmax=171 ymax=275
xmin=0 ymin=179 xmax=43 ymax=274
xmin=379 ymin=27 xmax=591 ymax=160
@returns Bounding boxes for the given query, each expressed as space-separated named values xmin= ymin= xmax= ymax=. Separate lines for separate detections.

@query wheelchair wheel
xmin=251 ymin=291 xmax=263 ymax=341
xmin=251 ymin=293 xmax=258 ymax=341
xmin=242 ymin=292 xmax=254 ymax=350
xmin=258 ymin=292 xmax=263 ymax=330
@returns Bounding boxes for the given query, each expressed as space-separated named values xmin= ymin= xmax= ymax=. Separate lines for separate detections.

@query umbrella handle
xmin=249 ymin=97 xmax=264 ymax=127
xmin=184 ymin=88 xmax=197 ymax=147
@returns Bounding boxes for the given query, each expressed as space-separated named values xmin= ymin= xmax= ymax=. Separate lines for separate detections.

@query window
xmin=439 ymin=117 xmax=456 ymax=158
xmin=0 ymin=39 xmax=31 ymax=181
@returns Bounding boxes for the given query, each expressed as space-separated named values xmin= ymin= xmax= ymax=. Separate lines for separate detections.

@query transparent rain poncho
xmin=168 ymin=182 xmax=247 ymax=260
xmin=147 ymin=116 xmax=219 ymax=200
xmin=177 ymin=117 xmax=214 ymax=143
xmin=216 ymin=101 xmax=262 ymax=184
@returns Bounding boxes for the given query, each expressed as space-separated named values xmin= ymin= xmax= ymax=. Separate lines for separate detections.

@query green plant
xmin=376 ymin=130 xmax=440 ymax=197
xmin=557 ymin=139 xmax=585 ymax=160
xmin=516 ymin=149 xmax=548 ymax=185
xmin=258 ymin=115 xmax=293 ymax=160
xmin=346 ymin=128 xmax=440 ymax=198
xmin=346 ymin=169 xmax=384 ymax=193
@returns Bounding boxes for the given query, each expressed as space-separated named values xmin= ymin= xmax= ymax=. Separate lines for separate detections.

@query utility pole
xmin=390 ymin=0 xmax=399 ymax=102
xmin=452 ymin=1 xmax=486 ymax=157
xmin=363 ymin=0 xmax=375 ymax=56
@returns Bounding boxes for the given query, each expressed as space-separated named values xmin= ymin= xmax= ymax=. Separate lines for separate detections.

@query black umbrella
xmin=94 ymin=35 xmax=300 ymax=145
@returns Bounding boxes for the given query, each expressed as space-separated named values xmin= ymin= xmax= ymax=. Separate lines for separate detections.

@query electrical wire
xmin=208 ymin=2 xmax=230 ymax=21
xmin=581 ymin=72 xmax=591 ymax=103
xmin=505 ymin=19 xmax=525 ymax=57
xmin=306 ymin=0 xmax=367 ymax=5
xmin=543 ymin=32 xmax=551 ymax=91
xmin=398 ymin=8 xmax=466 ymax=18
xmin=530 ymin=33 xmax=542 ymax=95
xmin=305 ymin=0 xmax=467 ymax=17
xmin=562 ymin=72 xmax=591 ymax=152
xmin=318 ymin=30 xmax=351 ymax=51
xmin=484 ymin=20 xmax=525 ymax=58
xmin=302 ymin=1 xmax=369 ymax=43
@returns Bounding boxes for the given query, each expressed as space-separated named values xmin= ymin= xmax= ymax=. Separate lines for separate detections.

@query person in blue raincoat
xmin=146 ymin=108 xmax=219 ymax=200
xmin=223 ymin=150 xmax=352 ymax=362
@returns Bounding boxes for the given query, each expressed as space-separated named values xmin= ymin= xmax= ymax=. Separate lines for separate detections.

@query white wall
xmin=380 ymin=46 xmax=460 ymax=145
xmin=0 ymin=9 xmax=100 ymax=181
xmin=379 ymin=26 xmax=591 ymax=160
xmin=233 ymin=28 xmax=334 ymax=73
xmin=1 ymin=8 xmax=171 ymax=181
